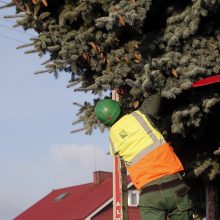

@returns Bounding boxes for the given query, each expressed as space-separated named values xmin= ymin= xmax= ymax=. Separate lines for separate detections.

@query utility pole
xmin=113 ymin=156 xmax=128 ymax=220
xmin=112 ymin=90 xmax=128 ymax=220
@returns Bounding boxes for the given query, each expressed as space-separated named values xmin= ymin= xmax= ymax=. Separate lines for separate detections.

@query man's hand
xmin=112 ymin=88 xmax=141 ymax=109
xmin=112 ymin=89 xmax=120 ymax=102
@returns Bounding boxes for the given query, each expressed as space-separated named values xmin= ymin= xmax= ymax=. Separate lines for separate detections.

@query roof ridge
xmin=52 ymin=182 xmax=94 ymax=192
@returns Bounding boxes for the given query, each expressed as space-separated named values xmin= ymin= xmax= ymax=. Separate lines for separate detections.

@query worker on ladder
xmin=95 ymin=90 xmax=193 ymax=220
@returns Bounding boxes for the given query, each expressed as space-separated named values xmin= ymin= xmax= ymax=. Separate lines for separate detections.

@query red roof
xmin=14 ymin=171 xmax=141 ymax=220
xmin=14 ymin=172 xmax=113 ymax=220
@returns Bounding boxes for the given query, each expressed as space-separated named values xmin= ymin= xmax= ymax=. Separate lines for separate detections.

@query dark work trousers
xmin=139 ymin=173 xmax=193 ymax=220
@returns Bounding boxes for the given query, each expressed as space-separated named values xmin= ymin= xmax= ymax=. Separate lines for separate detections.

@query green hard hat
xmin=95 ymin=99 xmax=121 ymax=126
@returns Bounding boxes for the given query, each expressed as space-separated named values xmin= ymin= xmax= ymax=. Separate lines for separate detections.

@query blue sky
xmin=0 ymin=4 xmax=112 ymax=220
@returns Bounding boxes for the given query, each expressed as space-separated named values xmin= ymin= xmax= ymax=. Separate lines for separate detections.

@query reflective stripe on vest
xmin=129 ymin=111 xmax=165 ymax=165
xmin=109 ymin=136 xmax=116 ymax=155
xmin=109 ymin=110 xmax=166 ymax=166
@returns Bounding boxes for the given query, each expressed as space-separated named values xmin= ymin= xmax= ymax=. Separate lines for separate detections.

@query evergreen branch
xmin=72 ymin=118 xmax=83 ymax=126
xmin=2 ymin=0 xmax=220 ymax=183
xmin=4 ymin=14 xmax=25 ymax=18
xmin=73 ymin=102 xmax=84 ymax=108
xmin=70 ymin=128 xmax=86 ymax=134
xmin=12 ymin=23 xmax=21 ymax=28
xmin=34 ymin=70 xmax=48 ymax=74
xmin=0 ymin=2 xmax=14 ymax=9
xmin=74 ymin=87 xmax=88 ymax=92
xmin=24 ymin=49 xmax=40 ymax=54
xmin=213 ymin=147 xmax=220 ymax=156
xmin=16 ymin=43 xmax=35 ymax=49
xmin=41 ymin=59 xmax=51 ymax=65
xmin=66 ymin=80 xmax=80 ymax=88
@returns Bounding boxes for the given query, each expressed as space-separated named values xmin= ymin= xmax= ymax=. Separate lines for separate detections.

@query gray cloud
xmin=50 ymin=144 xmax=112 ymax=186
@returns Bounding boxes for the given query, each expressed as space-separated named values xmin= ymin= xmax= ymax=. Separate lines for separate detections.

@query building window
xmin=53 ymin=192 xmax=69 ymax=202
xmin=128 ymin=190 xmax=139 ymax=207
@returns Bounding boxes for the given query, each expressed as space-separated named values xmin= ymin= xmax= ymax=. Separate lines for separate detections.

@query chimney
xmin=93 ymin=171 xmax=112 ymax=184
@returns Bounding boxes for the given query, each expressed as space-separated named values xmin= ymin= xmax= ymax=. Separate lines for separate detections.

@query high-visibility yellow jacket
xmin=109 ymin=110 xmax=184 ymax=190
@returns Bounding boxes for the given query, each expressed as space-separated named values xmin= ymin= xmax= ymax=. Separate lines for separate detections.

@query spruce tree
xmin=1 ymin=0 xmax=220 ymax=217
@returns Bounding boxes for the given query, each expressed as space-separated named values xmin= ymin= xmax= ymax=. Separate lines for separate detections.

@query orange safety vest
xmin=109 ymin=110 xmax=184 ymax=190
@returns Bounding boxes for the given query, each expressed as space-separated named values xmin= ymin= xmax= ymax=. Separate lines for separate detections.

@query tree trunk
xmin=205 ymin=181 xmax=218 ymax=220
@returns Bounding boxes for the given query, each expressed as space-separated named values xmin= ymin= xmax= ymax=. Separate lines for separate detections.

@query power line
xmin=0 ymin=16 xmax=37 ymax=36
xmin=0 ymin=23 xmax=36 ymax=37
xmin=0 ymin=33 xmax=27 ymax=44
